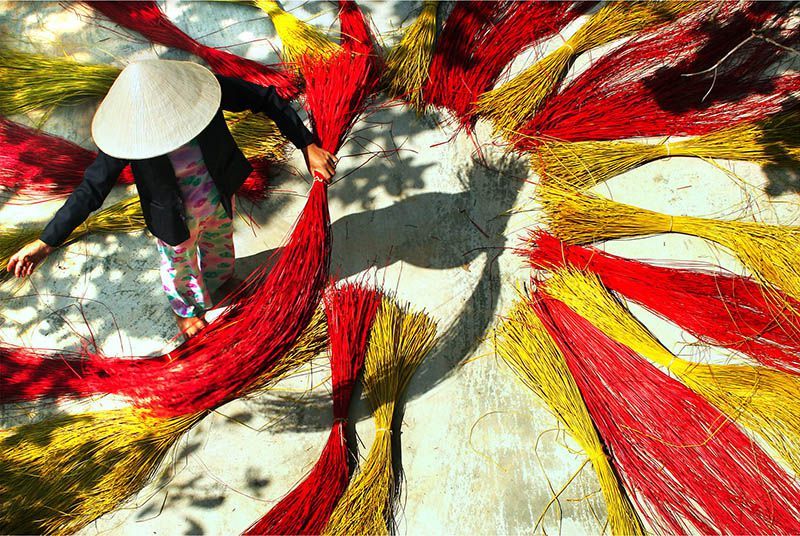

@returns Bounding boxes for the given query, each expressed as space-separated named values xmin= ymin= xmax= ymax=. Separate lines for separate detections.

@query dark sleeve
xmin=40 ymin=151 xmax=129 ymax=248
xmin=215 ymin=74 xmax=315 ymax=150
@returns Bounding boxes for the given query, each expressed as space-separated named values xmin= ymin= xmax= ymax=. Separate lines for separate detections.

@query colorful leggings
xmin=156 ymin=198 xmax=235 ymax=318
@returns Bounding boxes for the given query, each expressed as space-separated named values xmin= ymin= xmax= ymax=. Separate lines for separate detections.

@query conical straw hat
xmin=91 ymin=59 xmax=221 ymax=160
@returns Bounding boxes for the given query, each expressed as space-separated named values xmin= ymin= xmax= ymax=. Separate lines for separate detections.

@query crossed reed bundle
xmin=532 ymin=284 xmax=800 ymax=534
xmin=86 ymin=0 xmax=300 ymax=99
xmin=514 ymin=2 xmax=799 ymax=148
xmin=495 ymin=299 xmax=645 ymax=536
xmin=532 ymin=112 xmax=800 ymax=190
xmin=382 ymin=0 xmax=437 ymax=109
xmin=545 ymin=268 xmax=800 ymax=477
xmin=250 ymin=0 xmax=339 ymax=66
xmin=539 ymin=183 xmax=800 ymax=304
xmin=245 ymin=282 xmax=381 ymax=535
xmin=323 ymin=296 xmax=437 ymax=536
xmin=0 ymin=116 xmax=281 ymax=203
xmin=475 ymin=0 xmax=700 ymax=137
xmin=0 ymin=311 xmax=327 ymax=535
xmin=0 ymin=46 xmax=118 ymax=117
xmin=0 ymin=196 xmax=143 ymax=277
xmin=523 ymin=231 xmax=800 ymax=375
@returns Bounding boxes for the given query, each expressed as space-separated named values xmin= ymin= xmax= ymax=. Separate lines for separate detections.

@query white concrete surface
xmin=1 ymin=2 xmax=798 ymax=535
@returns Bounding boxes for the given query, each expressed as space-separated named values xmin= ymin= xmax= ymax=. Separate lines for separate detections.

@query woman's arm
xmin=7 ymin=150 xmax=128 ymax=277
xmin=215 ymin=74 xmax=337 ymax=179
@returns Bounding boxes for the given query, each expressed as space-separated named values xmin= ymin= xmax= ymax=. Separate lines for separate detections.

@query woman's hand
xmin=301 ymin=143 xmax=338 ymax=181
xmin=7 ymin=239 xmax=54 ymax=277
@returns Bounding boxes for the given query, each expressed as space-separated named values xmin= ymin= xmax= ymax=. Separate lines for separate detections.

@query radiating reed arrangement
xmin=1 ymin=1 xmax=799 ymax=534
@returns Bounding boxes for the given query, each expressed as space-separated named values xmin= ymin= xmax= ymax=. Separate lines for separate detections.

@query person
xmin=6 ymin=59 xmax=337 ymax=339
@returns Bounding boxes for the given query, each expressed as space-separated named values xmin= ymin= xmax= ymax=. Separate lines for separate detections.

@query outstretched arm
xmin=7 ymin=151 xmax=128 ymax=278
xmin=215 ymin=74 xmax=337 ymax=179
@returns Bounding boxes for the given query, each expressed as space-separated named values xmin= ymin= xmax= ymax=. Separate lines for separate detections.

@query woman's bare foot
xmin=175 ymin=314 xmax=208 ymax=340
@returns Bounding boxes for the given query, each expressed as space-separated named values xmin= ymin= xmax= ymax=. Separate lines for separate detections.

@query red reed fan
xmin=530 ymin=289 xmax=800 ymax=534
xmin=0 ymin=118 xmax=272 ymax=203
xmin=84 ymin=1 xmax=300 ymax=99
xmin=513 ymin=2 xmax=799 ymax=148
xmin=522 ymin=231 xmax=800 ymax=375
xmin=244 ymin=282 xmax=381 ymax=535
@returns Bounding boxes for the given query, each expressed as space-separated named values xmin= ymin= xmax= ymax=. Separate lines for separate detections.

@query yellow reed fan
xmin=0 ymin=196 xmax=144 ymax=275
xmin=0 ymin=311 xmax=326 ymax=536
xmin=538 ymin=182 xmax=800 ymax=304
xmin=323 ymin=295 xmax=437 ymax=536
xmin=475 ymin=0 xmax=699 ymax=136
xmin=250 ymin=0 xmax=339 ymax=65
xmin=382 ymin=0 xmax=438 ymax=110
xmin=532 ymin=112 xmax=800 ymax=190
xmin=495 ymin=299 xmax=646 ymax=536
xmin=544 ymin=268 xmax=800 ymax=476
xmin=0 ymin=408 xmax=204 ymax=536
xmin=224 ymin=111 xmax=288 ymax=162
xmin=0 ymin=46 xmax=119 ymax=117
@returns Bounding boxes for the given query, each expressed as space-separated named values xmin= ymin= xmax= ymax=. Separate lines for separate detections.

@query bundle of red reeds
xmin=523 ymin=231 xmax=800 ymax=375
xmin=338 ymin=0 xmax=379 ymax=57
xmin=85 ymin=0 xmax=300 ymax=99
xmin=514 ymin=2 xmax=798 ymax=148
xmin=530 ymin=285 xmax=800 ymax=534
xmin=0 ymin=117 xmax=277 ymax=203
xmin=1 ymin=177 xmax=330 ymax=415
xmin=244 ymin=282 xmax=381 ymax=535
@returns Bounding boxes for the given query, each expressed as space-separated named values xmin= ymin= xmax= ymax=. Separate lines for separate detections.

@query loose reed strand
xmin=0 ymin=197 xmax=144 ymax=275
xmin=496 ymin=300 xmax=646 ymax=536
xmin=0 ymin=47 xmax=119 ymax=117
xmin=382 ymin=0 xmax=437 ymax=110
xmin=476 ymin=0 xmax=699 ymax=136
xmin=545 ymin=268 xmax=800 ymax=476
xmin=323 ymin=296 xmax=437 ymax=536
xmin=0 ymin=408 xmax=204 ymax=536
xmin=251 ymin=0 xmax=339 ymax=65
xmin=533 ymin=112 xmax=800 ymax=190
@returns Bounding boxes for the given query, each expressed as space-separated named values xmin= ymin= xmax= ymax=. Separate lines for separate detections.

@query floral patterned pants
xmin=155 ymin=197 xmax=235 ymax=318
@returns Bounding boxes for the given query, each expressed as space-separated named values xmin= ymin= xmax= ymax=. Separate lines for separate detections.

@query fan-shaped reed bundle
xmin=0 ymin=196 xmax=143 ymax=276
xmin=539 ymin=183 xmax=800 ymax=304
xmin=476 ymin=0 xmax=700 ymax=136
xmin=250 ymin=0 xmax=339 ymax=66
xmin=0 ymin=46 xmax=119 ymax=117
xmin=495 ymin=299 xmax=645 ymax=536
xmin=545 ymin=268 xmax=800 ymax=476
xmin=382 ymin=0 xmax=437 ymax=110
xmin=323 ymin=296 xmax=437 ymax=536
xmin=532 ymin=112 xmax=800 ymax=189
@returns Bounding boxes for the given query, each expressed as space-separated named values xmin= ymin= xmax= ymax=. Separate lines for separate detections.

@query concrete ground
xmin=1 ymin=2 xmax=798 ymax=535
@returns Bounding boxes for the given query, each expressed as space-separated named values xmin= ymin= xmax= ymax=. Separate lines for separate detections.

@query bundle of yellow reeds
xmin=0 ymin=196 xmax=144 ymax=276
xmin=0 ymin=310 xmax=326 ymax=535
xmin=251 ymin=0 xmax=339 ymax=65
xmin=539 ymin=182 xmax=800 ymax=304
xmin=495 ymin=299 xmax=646 ymax=536
xmin=382 ymin=0 xmax=438 ymax=110
xmin=323 ymin=295 xmax=437 ymax=535
xmin=0 ymin=46 xmax=119 ymax=117
xmin=544 ymin=268 xmax=800 ymax=476
xmin=532 ymin=112 xmax=800 ymax=190
xmin=224 ymin=111 xmax=287 ymax=162
xmin=475 ymin=0 xmax=699 ymax=136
